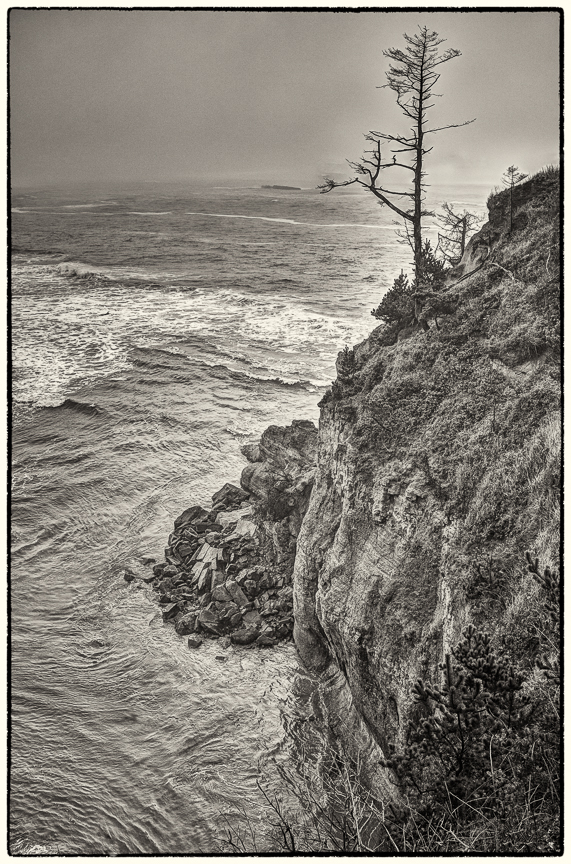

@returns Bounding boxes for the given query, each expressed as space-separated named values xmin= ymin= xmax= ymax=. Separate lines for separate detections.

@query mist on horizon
xmin=10 ymin=10 xmax=560 ymax=191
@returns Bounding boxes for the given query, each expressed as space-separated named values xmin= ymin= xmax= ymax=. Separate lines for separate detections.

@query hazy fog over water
xmin=10 ymin=9 xmax=559 ymax=189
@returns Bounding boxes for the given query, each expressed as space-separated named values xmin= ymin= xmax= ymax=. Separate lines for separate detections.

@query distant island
xmin=261 ymin=185 xmax=301 ymax=190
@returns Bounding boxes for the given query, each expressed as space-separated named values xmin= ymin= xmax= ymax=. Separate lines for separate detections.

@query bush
xmin=372 ymin=241 xmax=447 ymax=327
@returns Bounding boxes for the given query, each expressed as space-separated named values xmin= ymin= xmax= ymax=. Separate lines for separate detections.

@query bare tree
xmin=436 ymin=202 xmax=482 ymax=265
xmin=502 ymin=165 xmax=528 ymax=232
xmin=319 ymin=26 xmax=474 ymax=279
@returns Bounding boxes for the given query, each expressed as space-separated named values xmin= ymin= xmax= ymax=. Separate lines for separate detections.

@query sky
xmin=9 ymin=8 xmax=560 ymax=189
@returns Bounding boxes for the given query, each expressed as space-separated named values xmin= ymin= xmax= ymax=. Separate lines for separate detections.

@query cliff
xmin=293 ymin=169 xmax=560 ymax=763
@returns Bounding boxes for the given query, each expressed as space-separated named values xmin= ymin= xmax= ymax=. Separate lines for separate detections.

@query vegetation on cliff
xmin=285 ymin=167 xmax=560 ymax=853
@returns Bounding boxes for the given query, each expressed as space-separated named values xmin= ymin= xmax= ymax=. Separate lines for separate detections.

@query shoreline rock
xmin=142 ymin=420 xmax=318 ymax=651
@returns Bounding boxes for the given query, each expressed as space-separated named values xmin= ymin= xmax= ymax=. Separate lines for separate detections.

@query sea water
xmin=10 ymin=182 xmax=487 ymax=853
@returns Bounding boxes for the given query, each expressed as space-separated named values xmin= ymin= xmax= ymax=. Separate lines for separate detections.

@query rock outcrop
xmin=144 ymin=420 xmax=318 ymax=650
xmin=293 ymin=170 xmax=560 ymax=760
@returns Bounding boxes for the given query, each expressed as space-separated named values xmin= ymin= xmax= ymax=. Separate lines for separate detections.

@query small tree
xmin=436 ymin=202 xmax=482 ymax=264
xmin=502 ymin=165 xmax=528 ymax=232
xmin=319 ymin=27 xmax=474 ymax=280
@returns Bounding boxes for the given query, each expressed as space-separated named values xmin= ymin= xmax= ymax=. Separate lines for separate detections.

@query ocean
xmin=10 ymin=181 xmax=487 ymax=853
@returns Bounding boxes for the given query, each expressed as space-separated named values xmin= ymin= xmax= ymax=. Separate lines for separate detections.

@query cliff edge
xmin=293 ymin=169 xmax=560 ymax=758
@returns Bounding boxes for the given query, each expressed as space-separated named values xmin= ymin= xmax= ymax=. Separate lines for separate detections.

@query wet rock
xmin=162 ymin=564 xmax=180 ymax=579
xmin=210 ymin=571 xmax=225 ymax=591
xmin=174 ymin=505 xmax=209 ymax=529
xmin=204 ymin=532 xmax=221 ymax=545
xmin=197 ymin=568 xmax=212 ymax=594
xmin=257 ymin=635 xmax=278 ymax=648
xmin=215 ymin=655 xmax=227 ymax=662
xmin=141 ymin=555 xmax=156 ymax=566
xmin=212 ymin=483 xmax=250 ymax=510
xmin=242 ymin=579 xmax=259 ymax=597
xmin=176 ymin=543 xmax=195 ymax=559
xmin=123 ymin=571 xmax=136 ymax=583
xmin=230 ymin=626 xmax=259 ymax=645
xmin=187 ymin=635 xmax=203 ymax=649
xmin=175 ymin=612 xmax=199 ymax=636
xmin=199 ymin=592 xmax=212 ymax=607
xmin=220 ymin=636 xmax=232 ymax=649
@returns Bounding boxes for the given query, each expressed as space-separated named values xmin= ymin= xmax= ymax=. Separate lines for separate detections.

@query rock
xmin=241 ymin=442 xmax=262 ymax=463
xmin=174 ymin=505 xmax=209 ymax=529
xmin=200 ymin=592 xmax=212 ymax=607
xmin=187 ymin=635 xmax=203 ymax=649
xmin=176 ymin=543 xmax=195 ymax=559
xmin=193 ymin=522 xmax=223 ymax=534
xmin=162 ymin=603 xmax=180 ymax=621
xmin=175 ymin=612 xmax=199 ymax=635
xmin=215 ymin=655 xmax=227 ymax=662
xmin=210 ymin=571 xmax=225 ymax=591
xmin=143 ymin=572 xmax=158 ymax=583
xmin=220 ymin=636 xmax=232 ymax=649
xmin=123 ymin=571 xmax=136 ymax=583
xmin=243 ymin=579 xmax=259 ymax=597
xmin=257 ymin=635 xmax=277 ymax=648
xmin=158 ymin=577 xmax=174 ymax=593
xmin=224 ymin=579 xmax=249 ymax=607
xmin=211 ymin=584 xmax=232 ymax=603
xmin=198 ymin=606 xmax=222 ymax=635
xmin=217 ymin=507 xmax=253 ymax=529
xmin=230 ymin=626 xmax=259 ymax=645
xmin=204 ymin=532 xmax=221 ymax=545
xmin=229 ymin=611 xmax=243 ymax=628
xmin=242 ymin=609 xmax=263 ymax=627
xmin=141 ymin=555 xmax=156 ymax=566
xmin=212 ymin=483 xmax=250 ymax=510
xmin=197 ymin=568 xmax=212 ymax=594
xmin=162 ymin=564 xmax=180 ymax=579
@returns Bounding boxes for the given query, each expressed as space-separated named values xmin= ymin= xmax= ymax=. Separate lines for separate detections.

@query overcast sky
xmin=9 ymin=9 xmax=560 ymax=189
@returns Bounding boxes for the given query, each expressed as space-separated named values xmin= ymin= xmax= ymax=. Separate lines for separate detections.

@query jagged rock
xmin=257 ymin=635 xmax=277 ymax=648
xmin=224 ymin=579 xmax=248 ymax=607
xmin=197 ymin=568 xmax=212 ymax=594
xmin=175 ymin=612 xmax=199 ymax=635
xmin=187 ymin=635 xmax=203 ymax=649
xmin=241 ymin=442 xmax=262 ymax=463
xmin=199 ymin=592 xmax=212 ymax=607
xmin=230 ymin=626 xmax=259 ymax=645
xmin=198 ymin=606 xmax=222 ymax=635
xmin=176 ymin=543 xmax=195 ymax=558
xmin=174 ymin=505 xmax=209 ymax=529
xmin=162 ymin=564 xmax=180 ymax=579
xmin=162 ymin=603 xmax=180 ymax=621
xmin=212 ymin=483 xmax=250 ymax=510
xmin=211 ymin=584 xmax=232 ymax=603
xmin=141 ymin=555 xmax=156 ymax=566
xmin=204 ymin=532 xmax=221 ymax=545
xmin=123 ymin=570 xmax=136 ymax=583
xmin=242 ymin=609 xmax=262 ymax=627
xmin=220 ymin=636 xmax=232 ymax=649
xmin=153 ymin=563 xmax=166 ymax=578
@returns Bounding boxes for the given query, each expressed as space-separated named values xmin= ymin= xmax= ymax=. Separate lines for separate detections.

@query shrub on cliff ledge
xmin=381 ymin=557 xmax=560 ymax=854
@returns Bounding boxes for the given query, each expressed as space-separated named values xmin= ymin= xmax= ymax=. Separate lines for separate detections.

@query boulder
xmin=175 ymin=612 xmax=199 ymax=636
xmin=198 ymin=606 xmax=222 ymax=635
xmin=257 ymin=635 xmax=278 ymax=648
xmin=162 ymin=564 xmax=180 ymax=579
xmin=210 ymin=571 xmax=225 ymax=591
xmin=217 ymin=507 xmax=254 ymax=529
xmin=204 ymin=532 xmax=221 ymax=545
xmin=230 ymin=626 xmax=259 ymax=646
xmin=211 ymin=584 xmax=232 ymax=603
xmin=176 ymin=543 xmax=195 ymax=559
xmin=220 ymin=636 xmax=232 ymax=649
xmin=224 ymin=579 xmax=249 ymax=607
xmin=242 ymin=609 xmax=263 ymax=627
xmin=212 ymin=483 xmax=250 ymax=510
xmin=174 ymin=505 xmax=209 ymax=529
xmin=123 ymin=571 xmax=136 ymax=583
xmin=141 ymin=555 xmax=156 ymax=566
xmin=240 ymin=442 xmax=262 ymax=463
xmin=143 ymin=572 xmax=158 ymax=584
xmin=187 ymin=635 xmax=203 ymax=649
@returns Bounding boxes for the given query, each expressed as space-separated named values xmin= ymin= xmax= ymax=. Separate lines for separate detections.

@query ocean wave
xmin=192 ymin=357 xmax=326 ymax=391
xmin=186 ymin=211 xmax=395 ymax=230
xmin=56 ymin=262 xmax=112 ymax=281
xmin=45 ymin=399 xmax=103 ymax=418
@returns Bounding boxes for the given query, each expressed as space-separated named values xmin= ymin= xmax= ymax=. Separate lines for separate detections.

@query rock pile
xmin=147 ymin=483 xmax=294 ymax=649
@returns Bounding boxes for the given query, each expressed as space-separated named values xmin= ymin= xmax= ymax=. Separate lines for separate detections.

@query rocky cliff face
xmin=293 ymin=170 xmax=560 ymax=766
